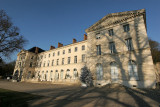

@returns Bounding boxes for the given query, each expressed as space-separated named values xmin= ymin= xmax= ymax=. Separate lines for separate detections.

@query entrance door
xmin=111 ymin=62 xmax=118 ymax=82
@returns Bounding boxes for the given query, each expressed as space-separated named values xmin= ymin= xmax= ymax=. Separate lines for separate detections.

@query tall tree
xmin=149 ymin=39 xmax=160 ymax=64
xmin=0 ymin=10 xmax=27 ymax=59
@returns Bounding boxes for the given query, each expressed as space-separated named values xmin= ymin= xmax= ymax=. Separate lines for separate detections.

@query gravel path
xmin=0 ymin=80 xmax=160 ymax=107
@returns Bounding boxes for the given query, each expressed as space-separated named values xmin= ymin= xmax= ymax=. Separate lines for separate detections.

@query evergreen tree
xmin=80 ymin=66 xmax=93 ymax=87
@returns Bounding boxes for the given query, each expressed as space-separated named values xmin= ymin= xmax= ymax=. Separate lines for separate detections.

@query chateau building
xmin=13 ymin=9 xmax=156 ymax=88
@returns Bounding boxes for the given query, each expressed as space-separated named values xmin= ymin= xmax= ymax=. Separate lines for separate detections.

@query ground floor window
xmin=128 ymin=60 xmax=139 ymax=80
xmin=65 ymin=69 xmax=70 ymax=79
xmin=73 ymin=68 xmax=78 ymax=79
xmin=50 ymin=70 xmax=53 ymax=81
xmin=60 ymin=70 xmax=64 ymax=79
xmin=55 ymin=70 xmax=59 ymax=80
xmin=110 ymin=62 xmax=118 ymax=81
xmin=96 ymin=64 xmax=103 ymax=80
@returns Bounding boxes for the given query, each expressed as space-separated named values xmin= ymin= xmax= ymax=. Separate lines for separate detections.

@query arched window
xmin=50 ymin=70 xmax=53 ymax=81
xmin=60 ymin=70 xmax=64 ymax=79
xmin=55 ymin=70 xmax=59 ymax=80
xmin=42 ymin=71 xmax=44 ymax=80
xmin=110 ymin=62 xmax=118 ymax=82
xmin=46 ymin=71 xmax=48 ymax=81
xmin=96 ymin=64 xmax=103 ymax=80
xmin=73 ymin=68 xmax=78 ymax=79
xmin=66 ymin=69 xmax=70 ymax=79
xmin=128 ymin=60 xmax=139 ymax=80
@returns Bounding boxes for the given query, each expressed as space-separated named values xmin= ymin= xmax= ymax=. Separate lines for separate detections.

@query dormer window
xmin=96 ymin=35 xmax=101 ymax=39
xmin=96 ymin=32 xmax=101 ymax=39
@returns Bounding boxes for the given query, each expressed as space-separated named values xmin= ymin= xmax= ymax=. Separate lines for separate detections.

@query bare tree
xmin=0 ymin=10 xmax=27 ymax=59
xmin=149 ymin=38 xmax=160 ymax=64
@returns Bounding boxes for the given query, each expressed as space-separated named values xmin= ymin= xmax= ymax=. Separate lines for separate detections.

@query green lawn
xmin=0 ymin=88 xmax=42 ymax=107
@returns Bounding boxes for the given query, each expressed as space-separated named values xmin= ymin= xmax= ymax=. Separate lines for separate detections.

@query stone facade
xmin=13 ymin=9 xmax=156 ymax=88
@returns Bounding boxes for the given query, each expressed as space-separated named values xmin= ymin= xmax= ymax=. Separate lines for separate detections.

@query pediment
xmin=85 ymin=9 xmax=145 ymax=33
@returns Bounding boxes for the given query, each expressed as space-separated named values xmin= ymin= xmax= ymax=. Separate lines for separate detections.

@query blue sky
xmin=1 ymin=0 xmax=160 ymax=62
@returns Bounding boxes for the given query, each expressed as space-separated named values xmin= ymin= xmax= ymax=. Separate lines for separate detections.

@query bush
xmin=80 ymin=66 xmax=93 ymax=87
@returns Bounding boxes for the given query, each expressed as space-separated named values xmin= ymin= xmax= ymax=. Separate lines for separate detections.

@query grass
xmin=0 ymin=88 xmax=42 ymax=107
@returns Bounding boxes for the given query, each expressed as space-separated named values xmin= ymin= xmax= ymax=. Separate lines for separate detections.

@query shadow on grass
xmin=0 ymin=88 xmax=43 ymax=107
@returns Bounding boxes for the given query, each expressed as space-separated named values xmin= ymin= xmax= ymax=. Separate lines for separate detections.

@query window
xmin=96 ymin=45 xmax=101 ymax=55
xmin=47 ymin=60 xmax=50 ymax=66
xmin=109 ymin=42 xmax=116 ymax=53
xmin=50 ymin=70 xmax=53 ymax=81
xmin=75 ymin=47 xmax=78 ymax=52
xmin=96 ymin=64 xmax=103 ymax=80
xmin=73 ymin=68 xmax=78 ymax=79
xmin=128 ymin=60 xmax=138 ymax=80
xmin=74 ymin=56 xmax=77 ymax=63
xmin=60 ymin=70 xmax=64 ymax=79
xmin=48 ymin=54 xmax=50 ymax=58
xmin=82 ymin=45 xmax=85 ymax=50
xmin=96 ymin=35 xmax=101 ymax=39
xmin=62 ymin=58 xmax=64 ymax=65
xmin=110 ymin=62 xmax=118 ymax=81
xmin=40 ymin=62 xmax=42 ymax=67
xmin=68 ymin=49 xmax=71 ymax=53
xmin=66 ymin=69 xmax=70 ymax=79
xmin=63 ymin=50 xmax=65 ymax=54
xmin=42 ymin=71 xmax=44 ymax=80
xmin=126 ymin=38 xmax=133 ymax=51
xmin=57 ymin=51 xmax=60 ymax=56
xmin=123 ymin=24 xmax=130 ymax=32
xmin=43 ymin=61 xmax=46 ymax=67
xmin=30 ymin=62 xmax=32 ymax=67
xmin=82 ymin=54 xmax=85 ymax=62
xmin=108 ymin=29 xmax=114 ymax=36
xmin=51 ymin=60 xmax=54 ymax=66
xmin=46 ymin=71 xmax=48 ymax=81
xmin=57 ymin=59 xmax=59 ymax=65
xmin=68 ymin=57 xmax=71 ymax=64
xmin=53 ymin=52 xmax=55 ymax=56
xmin=55 ymin=70 xmax=59 ymax=80
xmin=44 ymin=55 xmax=46 ymax=58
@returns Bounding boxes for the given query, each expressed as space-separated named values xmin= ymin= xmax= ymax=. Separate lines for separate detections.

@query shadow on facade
xmin=86 ymin=11 xmax=156 ymax=88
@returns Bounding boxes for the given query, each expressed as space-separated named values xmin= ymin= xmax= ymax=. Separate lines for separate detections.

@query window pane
xmin=97 ymin=45 xmax=101 ymax=55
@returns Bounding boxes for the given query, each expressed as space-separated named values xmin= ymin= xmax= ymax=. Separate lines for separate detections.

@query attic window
xmin=96 ymin=35 xmax=101 ymax=39
xmin=96 ymin=32 xmax=101 ymax=39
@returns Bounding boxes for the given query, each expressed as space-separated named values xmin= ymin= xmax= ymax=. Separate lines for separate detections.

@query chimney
xmin=35 ymin=47 xmax=39 ymax=54
xmin=50 ymin=45 xmax=55 ymax=50
xmin=58 ymin=42 xmax=63 ymax=48
xmin=73 ymin=38 xmax=77 ymax=43
xmin=84 ymin=34 xmax=87 ymax=40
